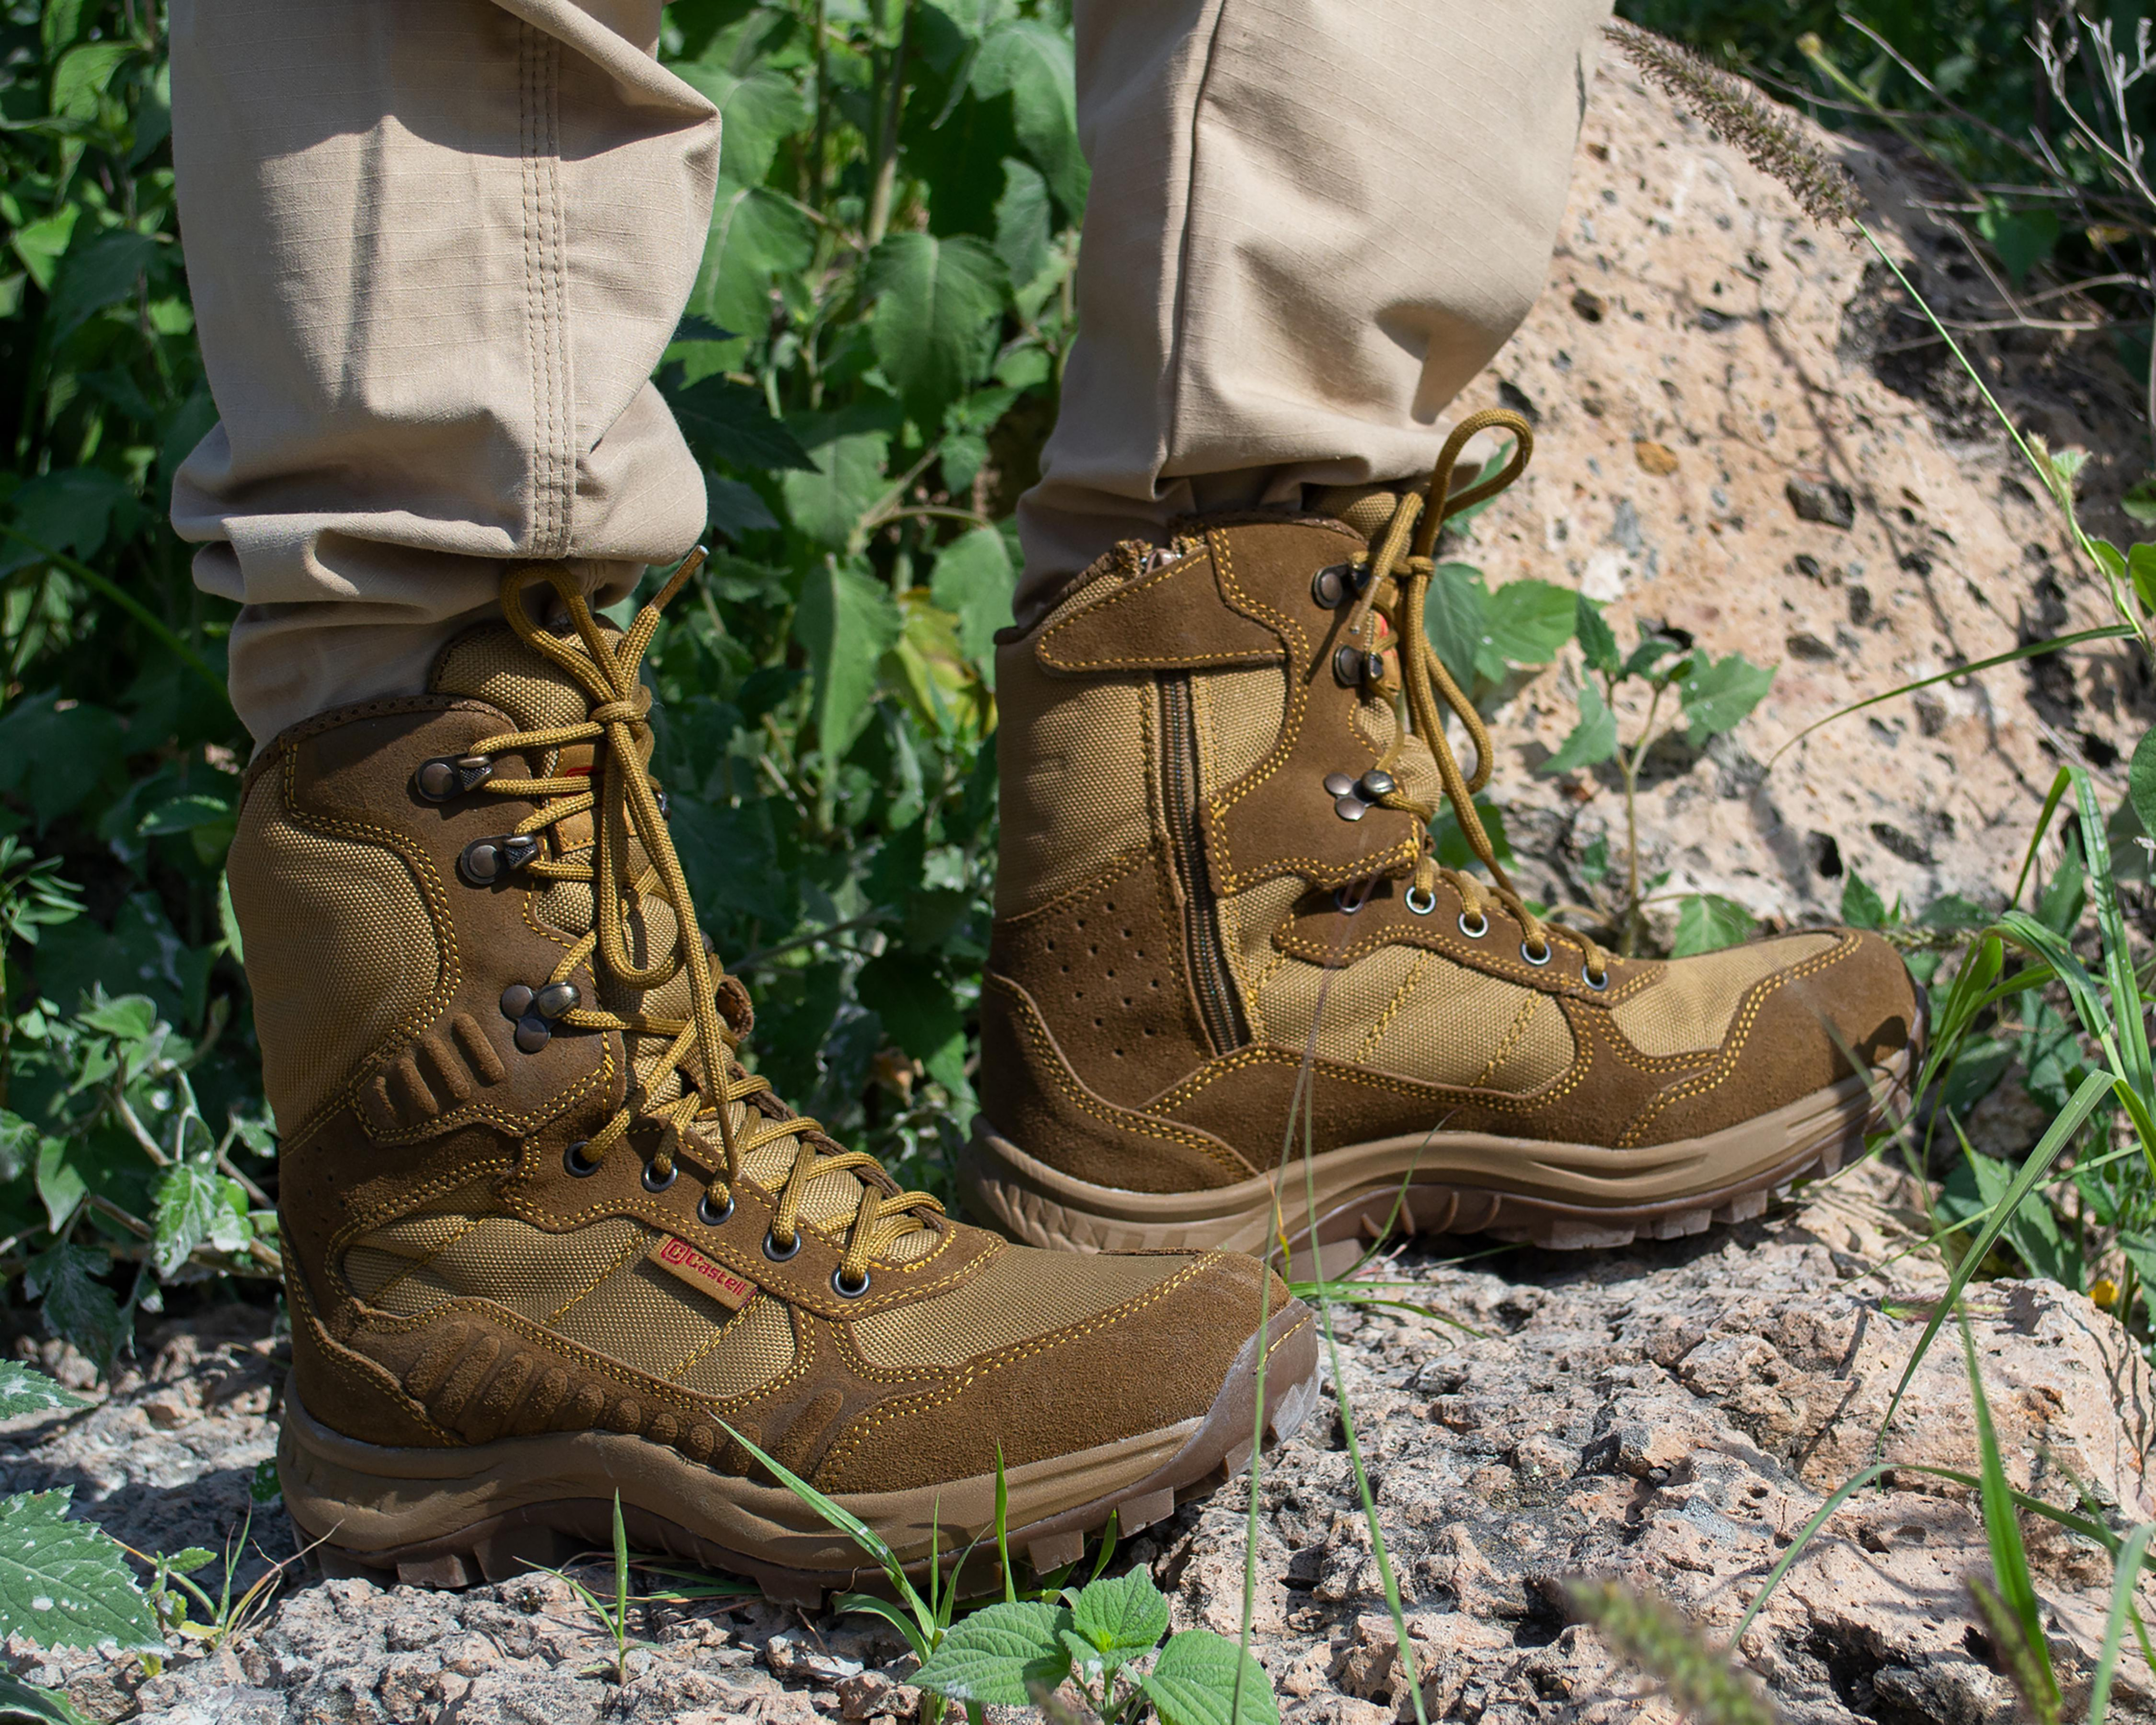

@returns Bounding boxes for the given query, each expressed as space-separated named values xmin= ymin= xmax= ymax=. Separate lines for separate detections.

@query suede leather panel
xmin=978 ymin=973 xmax=1255 ymax=1191
xmin=985 ymin=847 xmax=1212 ymax=1110
xmin=1036 ymin=547 xmax=1284 ymax=674
xmin=1194 ymin=521 xmax=1424 ymax=894
xmin=815 ymin=1253 xmax=1301 ymax=1492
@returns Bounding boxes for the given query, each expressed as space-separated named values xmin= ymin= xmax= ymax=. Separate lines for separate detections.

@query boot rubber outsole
xmin=961 ymin=1049 xmax=1913 ymax=1273
xmin=280 ymin=1301 xmax=1321 ymax=1603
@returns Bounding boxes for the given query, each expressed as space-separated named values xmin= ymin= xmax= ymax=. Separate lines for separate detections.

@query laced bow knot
xmin=463 ymin=554 xmax=944 ymax=1282
xmin=1337 ymin=409 xmax=1612 ymax=987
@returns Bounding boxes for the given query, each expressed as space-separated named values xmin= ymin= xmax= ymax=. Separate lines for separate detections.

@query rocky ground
xmin=6 ymin=1162 xmax=2155 ymax=1725
xmin=7 ymin=50 xmax=2156 ymax=1725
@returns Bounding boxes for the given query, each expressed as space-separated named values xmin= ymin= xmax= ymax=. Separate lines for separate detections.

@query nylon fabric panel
xmin=1256 ymin=944 xmax=1429 ymax=1065
xmin=368 ymin=1263 xmax=460 ymax=1317
xmin=1357 ymin=954 xmax=1546 ymax=1089
xmin=1478 ymin=993 xmax=1575 ymax=1092
xmin=405 ymin=1214 xmax=649 ymax=1322
xmin=1609 ymin=934 xmax=1840 ymax=1058
xmin=993 ymin=667 xmax=1152 ymax=918
xmin=550 ymin=1251 xmax=735 ymax=1377
xmin=848 ymin=1244 xmax=1189 ymax=1369
xmin=1217 ymin=876 xmax=1309 ymax=1035
xmin=673 ymin=1293 xmax=797 ymax=1398
xmin=1194 ymin=666 xmax=1287 ymax=792
xmin=432 ymin=627 xmax=599 ymax=735
xmin=229 ymin=786 xmax=440 ymax=1136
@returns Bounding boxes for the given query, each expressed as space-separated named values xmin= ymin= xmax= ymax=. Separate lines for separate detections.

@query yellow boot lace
xmin=1334 ymin=408 xmax=1612 ymax=987
xmin=466 ymin=557 xmax=942 ymax=1289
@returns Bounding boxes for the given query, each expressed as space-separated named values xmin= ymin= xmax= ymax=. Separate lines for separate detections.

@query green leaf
xmin=0 ymin=1490 xmax=160 ymax=1653
xmin=1540 ymin=683 xmax=1616 ymax=774
xmin=794 ymin=560 xmax=904 ymax=755
xmin=970 ymin=22 xmax=1085 ymax=213
xmin=1976 ymin=205 xmax=2058 ymax=285
xmin=151 ymin=1161 xmax=221 ymax=1277
xmin=1423 ymin=563 xmax=1487 ymax=691
xmin=779 ymin=432 xmax=890 ymax=551
xmin=693 ymin=177 xmax=815 ymax=338
xmin=23 ymin=1246 xmax=124 ymax=1375
xmin=2131 ymin=729 xmax=2156 ymax=843
xmin=2122 ymin=479 xmax=2156 ymax=526
xmin=1579 ymin=833 xmax=1610 ymax=886
xmin=3 ymin=469 xmax=134 ymax=572
xmin=1478 ymin=579 xmax=1575 ymax=676
xmin=2126 ymin=543 xmax=2156 ymax=614
xmin=1672 ymin=893 xmax=1755 ymax=956
xmin=137 ymin=794 xmax=231 ymax=838
xmin=992 ymin=158 xmax=1054 ymax=290
xmin=48 ymin=230 xmax=156 ymax=344
xmin=929 ymin=526 xmax=1015 ymax=682
xmin=1840 ymin=870 xmax=1887 ymax=930
xmin=1575 ymin=594 xmax=1621 ymax=677
xmin=0 ymin=695 xmax=125 ymax=828
xmin=854 ymin=954 xmax=965 ymax=1066
xmin=1431 ymin=795 xmax=1511 ymax=872
xmin=1622 ymin=634 xmax=1686 ymax=682
xmin=1139 ymin=1629 xmax=1280 ymax=1725
xmin=671 ymin=376 xmax=816 ymax=472
xmin=1960 ymin=1315 xmax=2061 ymax=1720
xmin=864 ymin=233 xmax=1009 ymax=430
xmin=0 ymin=1673 xmax=92 ymax=1725
xmin=673 ymin=65 xmax=811 ymax=186
xmin=1070 ymin=1568 xmax=1169 ymax=1669
xmin=911 ymin=1600 xmax=1073 ymax=1707
xmin=0 ymin=1363 xmax=87 ymax=1420
xmin=1677 ymin=651 xmax=1775 ymax=744
xmin=48 ymin=41 xmax=133 ymax=122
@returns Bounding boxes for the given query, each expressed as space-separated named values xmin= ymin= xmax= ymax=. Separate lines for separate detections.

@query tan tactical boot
xmin=231 ymin=559 xmax=1317 ymax=1598
xmin=965 ymin=412 xmax=1919 ymax=1261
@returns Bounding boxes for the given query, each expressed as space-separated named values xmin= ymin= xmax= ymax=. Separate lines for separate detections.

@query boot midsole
xmin=964 ymin=1053 xmax=1908 ymax=1254
xmin=278 ymin=1304 xmax=1317 ymax=1577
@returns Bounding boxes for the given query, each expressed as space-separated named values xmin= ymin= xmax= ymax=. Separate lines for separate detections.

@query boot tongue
xmin=429 ymin=623 xmax=937 ymax=1262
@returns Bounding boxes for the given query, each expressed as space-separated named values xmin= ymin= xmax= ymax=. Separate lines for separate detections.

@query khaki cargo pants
xmin=169 ymin=0 xmax=1610 ymax=744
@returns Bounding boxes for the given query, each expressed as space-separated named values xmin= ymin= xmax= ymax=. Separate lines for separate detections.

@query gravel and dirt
xmin=7 ymin=56 xmax=2156 ymax=1725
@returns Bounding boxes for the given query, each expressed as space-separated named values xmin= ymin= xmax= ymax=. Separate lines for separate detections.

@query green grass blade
xmin=2073 ymin=769 xmax=2152 ymax=1099
xmin=1960 ymin=1313 xmax=2058 ymax=1721
xmin=1878 ymin=1070 xmax=2110 ymax=1443
xmin=612 ymin=1491 xmax=629 ymax=1639
xmin=719 ymin=1418 xmax=930 ymax=1621
xmin=835 ymin=1591 xmax=934 ymax=1662
xmin=994 ymin=1447 xmax=1015 ymax=1605
xmin=2088 ymin=1521 xmax=2156 ymax=1725
xmin=1731 ymin=1462 xmax=1893 ymax=1642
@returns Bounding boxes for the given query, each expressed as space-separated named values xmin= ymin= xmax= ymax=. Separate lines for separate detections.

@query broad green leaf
xmin=970 ymin=22 xmax=1085 ymax=213
xmin=1540 ymin=683 xmax=1616 ymax=774
xmin=929 ymin=526 xmax=1016 ymax=682
xmin=1621 ymin=634 xmax=1686 ymax=682
xmin=48 ymin=41 xmax=133 ymax=122
xmin=1423 ymin=563 xmax=1487 ymax=691
xmin=1070 ymin=1567 xmax=1169 ymax=1667
xmin=3 ymin=469 xmax=134 ymax=572
xmin=9 ymin=208 xmax=79 ymax=293
xmin=2126 ymin=543 xmax=2156 ymax=614
xmin=1139 ymin=1629 xmax=1280 ymax=1725
xmin=23 ymin=1245 xmax=124 ymax=1374
xmin=1671 ymin=893 xmax=1754 ymax=956
xmin=794 ymin=560 xmax=904 ymax=755
xmin=1839 ymin=870 xmax=1887 ymax=930
xmin=1976 ymin=205 xmax=2058 ymax=285
xmin=1575 ymin=593 xmax=1620 ymax=677
xmin=137 ymin=794 xmax=231 ymax=838
xmin=670 ymin=376 xmax=815 ymax=472
xmin=159 ymin=1549 xmax=216 ymax=1577
xmin=0 ymin=1490 xmax=159 ymax=1653
xmin=0 ymin=696 xmax=125 ymax=828
xmin=49 ymin=230 xmax=157 ymax=343
xmin=2123 ymin=480 xmax=2156 ymax=526
xmin=705 ymin=477 xmax=780 ymax=540
xmin=0 ymin=1114 xmax=37 ymax=1184
xmin=0 ymin=1363 xmax=87 ymax=1420
xmin=693 ymin=177 xmax=815 ymax=339
xmin=0 ymin=1673 xmax=92 ymax=1725
xmin=1579 ymin=833 xmax=1610 ymax=886
xmin=1677 ymin=651 xmax=1775 ymax=744
xmin=1431 ymin=795 xmax=1510 ymax=872
xmin=779 ymin=432 xmax=890 ymax=551
xmin=992 ymin=157 xmax=1054 ymax=291
xmin=911 ymin=1600 xmax=1072 ymax=1707
xmin=1478 ymin=578 xmax=1576 ymax=676
xmin=673 ymin=65 xmax=810 ymax=186
xmin=864 ymin=233 xmax=1009 ymax=429
xmin=855 ymin=954 xmax=965 ymax=1066
xmin=2131 ymin=729 xmax=2156 ymax=842
xmin=33 ymin=1140 xmax=85 ymax=1234
xmin=151 ymin=1161 xmax=220 ymax=1276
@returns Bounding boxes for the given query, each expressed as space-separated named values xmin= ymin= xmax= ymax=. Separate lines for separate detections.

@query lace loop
xmin=473 ymin=555 xmax=944 ymax=1273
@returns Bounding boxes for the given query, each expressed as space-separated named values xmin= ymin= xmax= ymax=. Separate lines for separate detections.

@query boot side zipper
xmin=1158 ymin=673 xmax=1249 ymax=1055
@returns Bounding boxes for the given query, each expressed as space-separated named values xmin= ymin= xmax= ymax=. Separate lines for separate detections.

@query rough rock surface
xmin=8 ymin=1164 xmax=2156 ymax=1725
xmin=1452 ymin=61 xmax=2152 ymax=944
xmin=6 ymin=57 xmax=2155 ymax=1725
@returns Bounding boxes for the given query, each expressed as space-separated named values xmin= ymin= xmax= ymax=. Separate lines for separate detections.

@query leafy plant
xmin=1538 ymin=596 xmax=1776 ymax=954
xmin=537 ymin=1494 xmax=647 ymax=1686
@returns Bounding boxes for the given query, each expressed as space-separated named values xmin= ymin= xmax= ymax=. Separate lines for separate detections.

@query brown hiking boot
xmin=964 ymin=411 xmax=1919 ymax=1263
xmin=231 ymin=559 xmax=1317 ymax=1598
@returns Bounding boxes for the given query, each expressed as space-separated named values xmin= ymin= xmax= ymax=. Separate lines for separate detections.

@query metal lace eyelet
xmin=1584 ymin=968 xmax=1611 ymax=991
xmin=831 ymin=1267 xmax=872 ymax=1300
xmin=459 ymin=832 xmax=542 ymax=886
xmin=698 ymin=1191 xmax=735 ymax=1227
xmin=642 ymin=1161 xmax=678 ymax=1194
xmin=1405 ymin=887 xmax=1437 ymax=916
xmin=1458 ymin=912 xmax=1489 ymax=939
xmin=763 ymin=1229 xmax=803 ymax=1263
xmin=1333 ymin=887 xmax=1364 ymax=915
xmin=415 ymin=755 xmax=494 ymax=802
xmin=1521 ymin=941 xmax=1554 ymax=967
xmin=563 ymin=1141 xmax=601 ymax=1178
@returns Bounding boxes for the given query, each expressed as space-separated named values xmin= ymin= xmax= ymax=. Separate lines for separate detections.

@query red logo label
xmin=648 ymin=1236 xmax=756 ymax=1310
